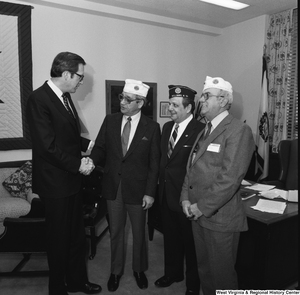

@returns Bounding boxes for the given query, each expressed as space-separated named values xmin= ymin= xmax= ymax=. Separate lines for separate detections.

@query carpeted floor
xmin=0 ymin=217 xmax=298 ymax=295
xmin=0 ymin=217 xmax=189 ymax=295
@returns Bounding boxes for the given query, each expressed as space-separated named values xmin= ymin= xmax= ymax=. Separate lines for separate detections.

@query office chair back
xmin=278 ymin=139 xmax=298 ymax=190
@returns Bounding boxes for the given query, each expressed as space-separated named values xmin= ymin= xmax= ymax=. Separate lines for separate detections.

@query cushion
xmin=0 ymin=197 xmax=31 ymax=222
xmin=2 ymin=161 xmax=32 ymax=200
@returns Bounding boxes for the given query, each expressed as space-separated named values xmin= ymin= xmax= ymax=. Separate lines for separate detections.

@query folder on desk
xmin=260 ymin=189 xmax=298 ymax=202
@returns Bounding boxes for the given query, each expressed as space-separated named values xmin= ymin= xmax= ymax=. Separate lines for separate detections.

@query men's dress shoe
xmin=154 ymin=275 xmax=184 ymax=288
xmin=107 ymin=274 xmax=121 ymax=292
xmin=186 ymin=289 xmax=199 ymax=295
xmin=67 ymin=282 xmax=102 ymax=294
xmin=133 ymin=271 xmax=148 ymax=289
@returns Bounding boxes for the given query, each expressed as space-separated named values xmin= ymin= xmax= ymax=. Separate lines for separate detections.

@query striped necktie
xmin=167 ymin=124 xmax=179 ymax=157
xmin=121 ymin=117 xmax=132 ymax=156
xmin=62 ymin=94 xmax=74 ymax=117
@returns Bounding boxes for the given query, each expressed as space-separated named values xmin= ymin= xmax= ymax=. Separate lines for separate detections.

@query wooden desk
xmin=236 ymin=193 xmax=298 ymax=289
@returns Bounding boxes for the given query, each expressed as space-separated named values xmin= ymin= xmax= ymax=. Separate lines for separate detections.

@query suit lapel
xmin=112 ymin=113 xmax=124 ymax=156
xmin=161 ymin=122 xmax=173 ymax=158
xmin=124 ymin=113 xmax=147 ymax=158
xmin=170 ymin=119 xmax=197 ymax=159
xmin=44 ymin=84 xmax=79 ymax=132
xmin=190 ymin=114 xmax=233 ymax=166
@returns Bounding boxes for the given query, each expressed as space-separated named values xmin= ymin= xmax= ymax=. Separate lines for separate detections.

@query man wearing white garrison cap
xmin=180 ymin=76 xmax=255 ymax=294
xmin=89 ymin=79 xmax=160 ymax=292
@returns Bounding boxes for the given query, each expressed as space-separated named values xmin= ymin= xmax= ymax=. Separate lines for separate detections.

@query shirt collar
xmin=47 ymin=79 xmax=63 ymax=98
xmin=210 ymin=110 xmax=229 ymax=129
xmin=176 ymin=114 xmax=193 ymax=130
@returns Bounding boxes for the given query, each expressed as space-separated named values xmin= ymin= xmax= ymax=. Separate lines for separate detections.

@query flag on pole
xmin=255 ymin=54 xmax=270 ymax=180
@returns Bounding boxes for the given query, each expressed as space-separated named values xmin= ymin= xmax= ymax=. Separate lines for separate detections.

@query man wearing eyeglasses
xmin=26 ymin=52 xmax=100 ymax=295
xmin=180 ymin=76 xmax=255 ymax=294
xmin=89 ymin=79 xmax=161 ymax=292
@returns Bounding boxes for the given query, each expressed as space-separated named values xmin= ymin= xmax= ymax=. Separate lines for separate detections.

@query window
xmin=286 ymin=8 xmax=298 ymax=139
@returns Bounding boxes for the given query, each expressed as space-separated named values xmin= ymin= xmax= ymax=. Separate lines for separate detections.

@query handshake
xmin=79 ymin=157 xmax=95 ymax=175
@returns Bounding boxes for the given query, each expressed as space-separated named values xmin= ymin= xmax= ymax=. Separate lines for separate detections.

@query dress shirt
xmin=209 ymin=110 xmax=229 ymax=134
xmin=121 ymin=111 xmax=141 ymax=149
xmin=47 ymin=79 xmax=93 ymax=151
xmin=169 ymin=114 xmax=193 ymax=146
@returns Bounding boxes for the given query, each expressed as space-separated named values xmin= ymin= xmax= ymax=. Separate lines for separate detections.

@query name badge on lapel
xmin=207 ymin=143 xmax=221 ymax=153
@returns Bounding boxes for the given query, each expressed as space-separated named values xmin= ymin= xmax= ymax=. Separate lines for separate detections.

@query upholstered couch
xmin=0 ymin=160 xmax=43 ymax=235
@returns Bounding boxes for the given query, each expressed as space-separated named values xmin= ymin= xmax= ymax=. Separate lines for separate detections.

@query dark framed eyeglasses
xmin=118 ymin=94 xmax=140 ymax=104
xmin=72 ymin=72 xmax=84 ymax=82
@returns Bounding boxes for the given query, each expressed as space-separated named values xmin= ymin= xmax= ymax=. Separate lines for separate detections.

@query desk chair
xmin=264 ymin=139 xmax=298 ymax=190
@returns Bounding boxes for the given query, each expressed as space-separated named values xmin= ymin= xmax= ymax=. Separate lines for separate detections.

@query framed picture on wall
xmin=0 ymin=2 xmax=33 ymax=150
xmin=160 ymin=101 xmax=171 ymax=118
xmin=105 ymin=80 xmax=157 ymax=121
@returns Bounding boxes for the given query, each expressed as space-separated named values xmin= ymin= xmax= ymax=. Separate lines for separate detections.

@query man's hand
xmin=142 ymin=195 xmax=154 ymax=210
xmin=181 ymin=200 xmax=192 ymax=218
xmin=79 ymin=157 xmax=95 ymax=175
xmin=188 ymin=203 xmax=203 ymax=220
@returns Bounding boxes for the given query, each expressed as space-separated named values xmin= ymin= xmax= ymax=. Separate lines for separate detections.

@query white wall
xmin=0 ymin=0 xmax=267 ymax=162
xmin=210 ymin=15 xmax=267 ymax=135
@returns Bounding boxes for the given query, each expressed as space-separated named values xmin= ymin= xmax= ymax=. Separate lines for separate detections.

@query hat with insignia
xmin=123 ymin=79 xmax=150 ymax=97
xmin=203 ymin=76 xmax=233 ymax=94
xmin=168 ymin=85 xmax=197 ymax=99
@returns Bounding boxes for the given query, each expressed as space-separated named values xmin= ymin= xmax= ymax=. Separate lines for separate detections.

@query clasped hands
xmin=181 ymin=200 xmax=203 ymax=221
xmin=79 ymin=157 xmax=95 ymax=175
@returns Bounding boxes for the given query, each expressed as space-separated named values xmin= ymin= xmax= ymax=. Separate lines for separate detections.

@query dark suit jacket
xmin=90 ymin=112 xmax=161 ymax=204
xmin=180 ymin=114 xmax=255 ymax=232
xmin=26 ymin=81 xmax=90 ymax=199
xmin=159 ymin=118 xmax=205 ymax=212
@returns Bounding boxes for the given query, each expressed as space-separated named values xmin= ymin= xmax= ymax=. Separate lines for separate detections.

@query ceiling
xmin=86 ymin=0 xmax=297 ymax=28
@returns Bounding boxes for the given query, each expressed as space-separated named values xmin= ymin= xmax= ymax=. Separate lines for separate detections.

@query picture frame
xmin=0 ymin=2 xmax=33 ymax=150
xmin=106 ymin=80 xmax=157 ymax=121
xmin=160 ymin=101 xmax=171 ymax=118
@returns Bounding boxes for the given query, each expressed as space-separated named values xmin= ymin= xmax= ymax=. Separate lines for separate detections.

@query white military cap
xmin=203 ymin=76 xmax=233 ymax=94
xmin=123 ymin=79 xmax=150 ymax=97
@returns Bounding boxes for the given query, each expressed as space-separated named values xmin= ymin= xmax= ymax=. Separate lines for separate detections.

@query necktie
xmin=167 ymin=124 xmax=179 ymax=157
xmin=191 ymin=121 xmax=212 ymax=164
xmin=121 ymin=117 xmax=131 ymax=156
xmin=203 ymin=121 xmax=212 ymax=141
xmin=62 ymin=94 xmax=74 ymax=117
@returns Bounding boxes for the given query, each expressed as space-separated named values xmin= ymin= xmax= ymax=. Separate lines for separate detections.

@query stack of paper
xmin=260 ymin=189 xmax=298 ymax=202
xmin=251 ymin=199 xmax=287 ymax=214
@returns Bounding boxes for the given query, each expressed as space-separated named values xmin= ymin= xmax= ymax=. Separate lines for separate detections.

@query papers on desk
xmin=245 ymin=183 xmax=275 ymax=192
xmin=251 ymin=199 xmax=287 ymax=214
xmin=260 ymin=189 xmax=298 ymax=202
xmin=241 ymin=179 xmax=252 ymax=186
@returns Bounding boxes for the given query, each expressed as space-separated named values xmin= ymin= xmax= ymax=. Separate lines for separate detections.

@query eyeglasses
xmin=118 ymin=94 xmax=140 ymax=104
xmin=201 ymin=92 xmax=224 ymax=101
xmin=72 ymin=72 xmax=84 ymax=82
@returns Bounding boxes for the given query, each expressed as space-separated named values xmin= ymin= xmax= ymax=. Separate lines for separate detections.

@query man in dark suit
xmin=89 ymin=79 xmax=161 ymax=292
xmin=154 ymin=85 xmax=204 ymax=295
xmin=26 ymin=52 xmax=101 ymax=295
xmin=180 ymin=76 xmax=255 ymax=294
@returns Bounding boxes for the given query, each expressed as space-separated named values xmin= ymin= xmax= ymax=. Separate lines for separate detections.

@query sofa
xmin=0 ymin=160 xmax=108 ymax=265
xmin=0 ymin=160 xmax=44 ymax=234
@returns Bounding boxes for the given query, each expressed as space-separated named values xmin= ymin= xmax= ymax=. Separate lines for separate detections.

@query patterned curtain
xmin=265 ymin=9 xmax=293 ymax=152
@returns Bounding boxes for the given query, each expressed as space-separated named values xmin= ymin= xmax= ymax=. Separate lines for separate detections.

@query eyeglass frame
xmin=118 ymin=93 xmax=142 ymax=104
xmin=201 ymin=92 xmax=224 ymax=101
xmin=71 ymin=72 xmax=84 ymax=82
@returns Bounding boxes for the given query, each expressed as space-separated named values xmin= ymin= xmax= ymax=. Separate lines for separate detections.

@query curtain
xmin=264 ymin=9 xmax=293 ymax=152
